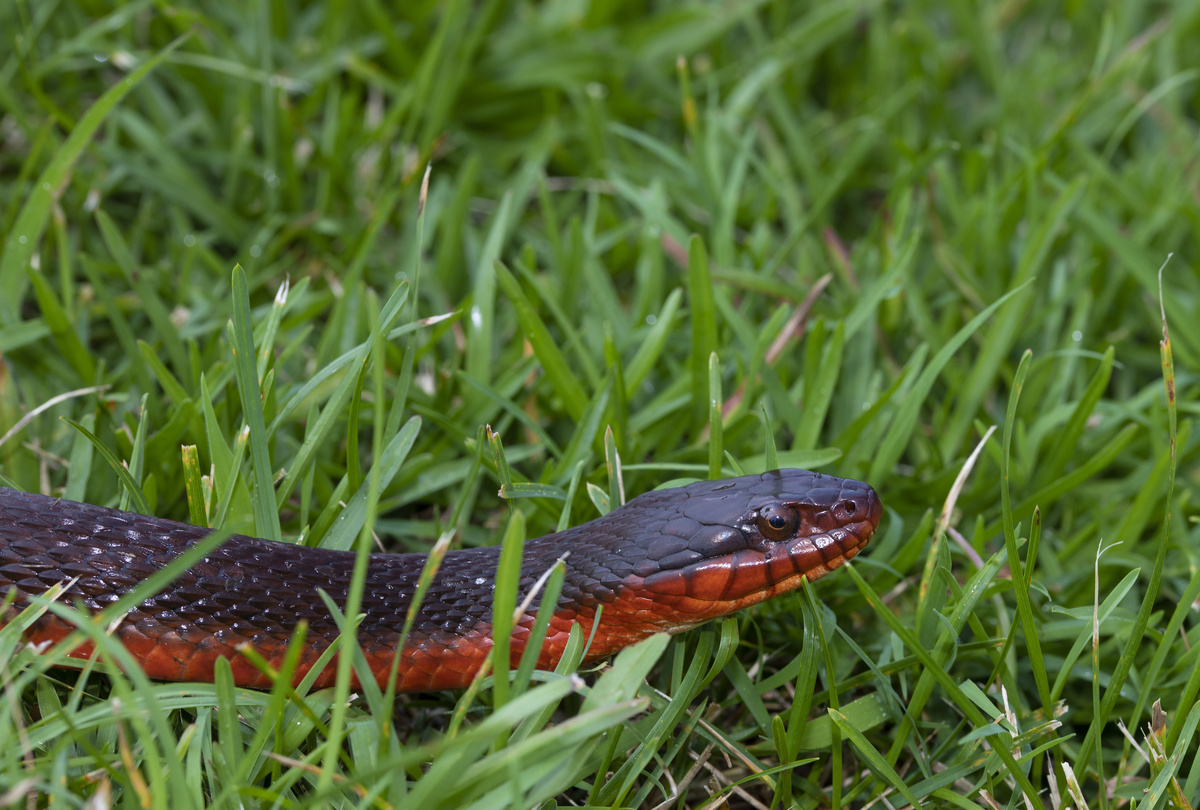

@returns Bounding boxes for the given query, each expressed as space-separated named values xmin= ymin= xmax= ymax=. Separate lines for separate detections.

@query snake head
xmin=614 ymin=469 xmax=882 ymax=628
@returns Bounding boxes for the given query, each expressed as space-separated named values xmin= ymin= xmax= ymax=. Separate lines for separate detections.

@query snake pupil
xmin=757 ymin=504 xmax=798 ymax=540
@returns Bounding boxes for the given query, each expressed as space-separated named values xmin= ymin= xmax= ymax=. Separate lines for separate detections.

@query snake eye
xmin=757 ymin=504 xmax=798 ymax=541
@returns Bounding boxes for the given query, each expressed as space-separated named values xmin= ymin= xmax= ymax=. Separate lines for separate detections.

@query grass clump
xmin=1 ymin=1 xmax=1198 ymax=808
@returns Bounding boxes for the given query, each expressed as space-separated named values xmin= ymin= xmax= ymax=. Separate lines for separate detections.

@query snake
xmin=0 ymin=469 xmax=881 ymax=692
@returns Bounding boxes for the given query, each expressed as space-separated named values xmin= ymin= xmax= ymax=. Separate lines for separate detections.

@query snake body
xmin=0 ymin=470 xmax=881 ymax=692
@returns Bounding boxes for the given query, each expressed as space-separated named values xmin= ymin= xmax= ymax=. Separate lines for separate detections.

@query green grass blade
xmin=830 ymin=707 xmax=923 ymax=809
xmin=320 ymin=416 xmax=422 ymax=551
xmin=688 ymin=235 xmax=717 ymax=431
xmin=999 ymin=351 xmax=1052 ymax=717
xmin=495 ymin=261 xmax=587 ymax=421
xmin=490 ymin=509 xmax=526 ymax=712
xmin=60 ymin=417 xmax=150 ymax=515
xmin=707 ymin=351 xmax=723 ymax=480
xmin=1074 ymin=272 xmax=1181 ymax=773
xmin=229 ymin=264 xmax=281 ymax=542
xmin=0 ymin=32 xmax=190 ymax=322
xmin=511 ymin=562 xmax=565 ymax=699
xmin=869 ymin=281 xmax=1031 ymax=483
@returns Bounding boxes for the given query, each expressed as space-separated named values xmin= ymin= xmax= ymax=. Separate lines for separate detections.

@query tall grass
xmin=0 ymin=2 xmax=1197 ymax=807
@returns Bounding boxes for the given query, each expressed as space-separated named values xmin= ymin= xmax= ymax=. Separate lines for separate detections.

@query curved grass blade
xmin=230 ymin=265 xmax=281 ymax=542
xmin=870 ymin=282 xmax=1031 ymax=483
xmin=60 ymin=417 xmax=150 ymax=515
xmin=0 ymin=32 xmax=192 ymax=322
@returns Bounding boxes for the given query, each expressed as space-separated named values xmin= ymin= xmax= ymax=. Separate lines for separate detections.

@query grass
xmin=1 ymin=1 xmax=1198 ymax=807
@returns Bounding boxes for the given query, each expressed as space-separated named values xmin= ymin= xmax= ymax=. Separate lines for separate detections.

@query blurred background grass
xmin=0 ymin=1 xmax=1198 ymax=807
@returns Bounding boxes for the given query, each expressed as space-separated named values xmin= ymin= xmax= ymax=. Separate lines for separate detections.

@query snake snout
xmin=834 ymin=484 xmax=883 ymax=556
xmin=833 ymin=488 xmax=878 ymax=526
xmin=849 ymin=485 xmax=882 ymax=533
xmin=866 ymin=487 xmax=883 ymax=530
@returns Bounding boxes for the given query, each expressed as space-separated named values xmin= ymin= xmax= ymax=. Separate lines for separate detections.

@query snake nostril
xmin=841 ymin=500 xmax=857 ymax=516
